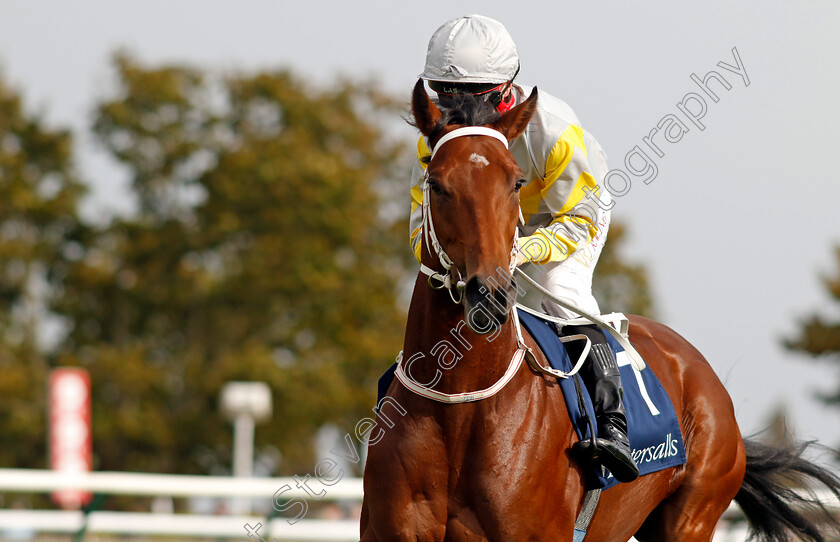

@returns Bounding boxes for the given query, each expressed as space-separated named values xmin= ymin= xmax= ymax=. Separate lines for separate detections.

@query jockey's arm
xmin=517 ymin=125 xmax=601 ymax=266
xmin=409 ymin=137 xmax=431 ymax=263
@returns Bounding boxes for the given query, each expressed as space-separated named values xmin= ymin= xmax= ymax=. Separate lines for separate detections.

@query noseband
xmin=418 ymin=126 xmax=519 ymax=304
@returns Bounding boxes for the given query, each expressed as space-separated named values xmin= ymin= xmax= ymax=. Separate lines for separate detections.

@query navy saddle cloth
xmin=517 ymin=309 xmax=686 ymax=489
xmin=377 ymin=309 xmax=687 ymax=490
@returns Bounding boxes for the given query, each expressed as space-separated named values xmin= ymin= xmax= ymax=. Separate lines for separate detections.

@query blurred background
xmin=0 ymin=1 xmax=838 ymax=540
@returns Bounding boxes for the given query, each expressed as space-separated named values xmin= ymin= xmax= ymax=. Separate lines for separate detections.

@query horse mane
xmin=410 ymin=93 xmax=501 ymax=162
xmin=435 ymin=93 xmax=501 ymax=128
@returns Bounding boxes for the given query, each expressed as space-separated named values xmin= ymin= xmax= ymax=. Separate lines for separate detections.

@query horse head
xmin=411 ymin=79 xmax=538 ymax=333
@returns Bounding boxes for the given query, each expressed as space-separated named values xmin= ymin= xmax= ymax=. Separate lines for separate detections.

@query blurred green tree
xmin=592 ymin=221 xmax=655 ymax=317
xmin=784 ymin=246 xmax=840 ymax=447
xmin=53 ymin=54 xmax=412 ymax=475
xmin=0 ymin=73 xmax=86 ymax=468
xmin=1 ymin=54 xmax=658 ymax=479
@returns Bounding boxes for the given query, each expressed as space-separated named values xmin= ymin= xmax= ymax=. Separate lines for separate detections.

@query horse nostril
xmin=494 ymin=287 xmax=511 ymax=313
xmin=464 ymin=276 xmax=488 ymax=309
xmin=464 ymin=276 xmax=511 ymax=332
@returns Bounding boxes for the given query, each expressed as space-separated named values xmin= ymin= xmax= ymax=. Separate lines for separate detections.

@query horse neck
xmin=402 ymin=275 xmax=519 ymax=393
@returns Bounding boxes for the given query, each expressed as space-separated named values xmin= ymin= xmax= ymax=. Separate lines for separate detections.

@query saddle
xmin=516 ymin=307 xmax=686 ymax=490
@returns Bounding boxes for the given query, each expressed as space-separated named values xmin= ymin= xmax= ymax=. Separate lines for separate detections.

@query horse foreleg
xmin=360 ymin=497 xmax=374 ymax=541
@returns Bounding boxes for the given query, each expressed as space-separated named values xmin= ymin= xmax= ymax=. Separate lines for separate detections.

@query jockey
xmin=410 ymin=14 xmax=640 ymax=483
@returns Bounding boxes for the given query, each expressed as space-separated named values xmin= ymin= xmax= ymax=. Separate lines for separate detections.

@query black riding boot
xmin=564 ymin=324 xmax=640 ymax=483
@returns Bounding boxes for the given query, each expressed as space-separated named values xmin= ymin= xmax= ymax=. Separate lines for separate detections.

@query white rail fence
xmin=0 ymin=469 xmax=837 ymax=541
xmin=0 ymin=469 xmax=360 ymax=540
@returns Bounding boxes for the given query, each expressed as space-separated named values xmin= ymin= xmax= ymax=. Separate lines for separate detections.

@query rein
xmin=514 ymin=269 xmax=646 ymax=371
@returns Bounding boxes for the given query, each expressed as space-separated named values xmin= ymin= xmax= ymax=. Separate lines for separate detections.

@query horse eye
xmin=514 ymin=179 xmax=525 ymax=192
xmin=428 ymin=179 xmax=443 ymax=195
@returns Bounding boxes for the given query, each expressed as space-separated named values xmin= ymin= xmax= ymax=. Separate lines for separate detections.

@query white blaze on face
xmin=469 ymin=153 xmax=490 ymax=168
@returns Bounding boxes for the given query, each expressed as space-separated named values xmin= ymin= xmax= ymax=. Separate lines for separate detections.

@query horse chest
xmin=395 ymin=401 xmax=572 ymax=504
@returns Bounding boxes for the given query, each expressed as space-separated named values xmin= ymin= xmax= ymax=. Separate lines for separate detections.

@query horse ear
xmin=411 ymin=79 xmax=442 ymax=138
xmin=493 ymin=87 xmax=538 ymax=141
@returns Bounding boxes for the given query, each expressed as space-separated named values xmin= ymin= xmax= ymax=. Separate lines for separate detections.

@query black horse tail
xmin=734 ymin=438 xmax=840 ymax=542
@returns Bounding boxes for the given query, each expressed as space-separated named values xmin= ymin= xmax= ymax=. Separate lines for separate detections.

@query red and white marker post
xmin=49 ymin=368 xmax=93 ymax=509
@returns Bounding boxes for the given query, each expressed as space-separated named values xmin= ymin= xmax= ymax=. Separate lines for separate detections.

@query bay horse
xmin=360 ymin=80 xmax=840 ymax=541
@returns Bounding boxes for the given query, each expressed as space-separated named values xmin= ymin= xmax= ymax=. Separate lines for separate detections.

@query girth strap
xmin=573 ymin=487 xmax=603 ymax=541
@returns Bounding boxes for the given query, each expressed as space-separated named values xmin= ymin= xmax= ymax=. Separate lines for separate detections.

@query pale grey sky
xmin=1 ymin=1 xmax=839 ymax=450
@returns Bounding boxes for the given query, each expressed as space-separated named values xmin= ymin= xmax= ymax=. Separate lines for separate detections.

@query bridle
xmin=397 ymin=126 xmax=575 ymax=404
xmin=418 ymin=126 xmax=519 ymax=305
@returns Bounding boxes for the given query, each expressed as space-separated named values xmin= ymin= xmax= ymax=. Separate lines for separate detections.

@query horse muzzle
xmin=463 ymin=274 xmax=517 ymax=333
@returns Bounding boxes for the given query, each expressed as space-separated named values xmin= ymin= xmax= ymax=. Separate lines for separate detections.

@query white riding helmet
xmin=420 ymin=15 xmax=520 ymax=85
